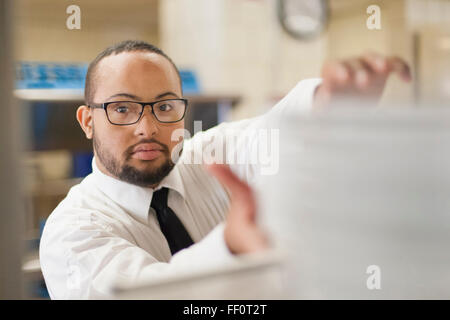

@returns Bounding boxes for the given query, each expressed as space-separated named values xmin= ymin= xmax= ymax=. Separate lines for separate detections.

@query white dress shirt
xmin=39 ymin=78 xmax=321 ymax=299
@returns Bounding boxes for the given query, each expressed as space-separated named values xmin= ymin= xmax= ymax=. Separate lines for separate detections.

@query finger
xmin=206 ymin=163 xmax=253 ymax=201
xmin=224 ymin=223 xmax=268 ymax=254
xmin=361 ymin=52 xmax=389 ymax=74
xmin=206 ymin=163 xmax=256 ymax=221
xmin=344 ymin=58 xmax=373 ymax=89
xmin=321 ymin=61 xmax=351 ymax=88
xmin=243 ymin=228 xmax=269 ymax=252
xmin=387 ymin=56 xmax=412 ymax=82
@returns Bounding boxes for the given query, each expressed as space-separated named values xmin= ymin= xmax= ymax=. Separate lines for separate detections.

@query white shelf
xmin=14 ymin=89 xmax=84 ymax=101
xmin=14 ymin=89 xmax=241 ymax=105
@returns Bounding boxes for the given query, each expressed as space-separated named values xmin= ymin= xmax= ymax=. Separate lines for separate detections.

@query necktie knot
xmin=151 ymin=187 xmax=169 ymax=212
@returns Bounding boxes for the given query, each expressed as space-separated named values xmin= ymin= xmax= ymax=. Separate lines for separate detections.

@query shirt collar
xmin=91 ymin=157 xmax=186 ymax=224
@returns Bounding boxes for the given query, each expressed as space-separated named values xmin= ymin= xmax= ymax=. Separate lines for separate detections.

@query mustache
xmin=125 ymin=139 xmax=169 ymax=159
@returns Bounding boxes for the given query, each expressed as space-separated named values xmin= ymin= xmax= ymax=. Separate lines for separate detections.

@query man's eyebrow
xmin=106 ymin=93 xmax=142 ymax=101
xmin=106 ymin=91 xmax=179 ymax=102
xmin=154 ymin=91 xmax=180 ymax=100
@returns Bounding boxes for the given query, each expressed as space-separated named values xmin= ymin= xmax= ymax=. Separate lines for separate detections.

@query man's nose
xmin=134 ymin=105 xmax=159 ymax=137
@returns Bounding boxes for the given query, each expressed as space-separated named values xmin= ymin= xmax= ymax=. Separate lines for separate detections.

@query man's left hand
xmin=314 ymin=52 xmax=412 ymax=108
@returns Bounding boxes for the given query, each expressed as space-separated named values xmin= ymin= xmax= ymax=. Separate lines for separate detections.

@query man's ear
xmin=76 ymin=105 xmax=93 ymax=140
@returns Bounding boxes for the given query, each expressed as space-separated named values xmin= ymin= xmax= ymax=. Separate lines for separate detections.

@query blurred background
xmin=1 ymin=0 xmax=450 ymax=299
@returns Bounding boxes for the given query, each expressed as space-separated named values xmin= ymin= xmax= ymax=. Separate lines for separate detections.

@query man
xmin=39 ymin=40 xmax=411 ymax=299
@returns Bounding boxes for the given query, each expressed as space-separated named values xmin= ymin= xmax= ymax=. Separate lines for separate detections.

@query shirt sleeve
xmin=182 ymin=78 xmax=322 ymax=183
xmin=39 ymin=208 xmax=233 ymax=300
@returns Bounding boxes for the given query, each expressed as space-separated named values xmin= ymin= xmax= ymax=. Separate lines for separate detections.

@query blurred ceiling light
xmin=277 ymin=0 xmax=328 ymax=40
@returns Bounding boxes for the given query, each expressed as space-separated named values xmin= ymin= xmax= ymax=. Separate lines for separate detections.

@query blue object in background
xmin=39 ymin=218 xmax=46 ymax=240
xmin=31 ymin=102 xmax=50 ymax=150
xmin=180 ymin=70 xmax=200 ymax=94
xmin=73 ymin=152 xmax=94 ymax=178
xmin=33 ymin=280 xmax=50 ymax=299
xmin=17 ymin=62 xmax=200 ymax=94
xmin=16 ymin=62 xmax=88 ymax=89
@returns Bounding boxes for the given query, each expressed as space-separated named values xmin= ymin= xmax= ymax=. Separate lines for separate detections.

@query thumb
xmin=205 ymin=163 xmax=250 ymax=198
xmin=205 ymin=163 xmax=256 ymax=221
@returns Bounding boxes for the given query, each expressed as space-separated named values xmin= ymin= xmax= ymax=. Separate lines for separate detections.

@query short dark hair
xmin=84 ymin=40 xmax=181 ymax=105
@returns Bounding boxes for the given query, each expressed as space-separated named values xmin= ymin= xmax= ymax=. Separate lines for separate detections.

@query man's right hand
xmin=206 ymin=163 xmax=268 ymax=255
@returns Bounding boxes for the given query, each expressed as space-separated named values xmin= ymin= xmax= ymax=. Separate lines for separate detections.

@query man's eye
xmin=158 ymin=104 xmax=172 ymax=112
xmin=115 ymin=106 xmax=129 ymax=113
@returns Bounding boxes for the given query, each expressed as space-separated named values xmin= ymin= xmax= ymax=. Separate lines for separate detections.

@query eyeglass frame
xmin=88 ymin=98 xmax=189 ymax=126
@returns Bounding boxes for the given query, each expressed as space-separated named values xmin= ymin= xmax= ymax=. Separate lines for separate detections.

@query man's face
xmin=89 ymin=51 xmax=184 ymax=188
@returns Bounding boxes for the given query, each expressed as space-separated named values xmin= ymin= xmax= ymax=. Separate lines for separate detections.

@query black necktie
xmin=150 ymin=187 xmax=194 ymax=255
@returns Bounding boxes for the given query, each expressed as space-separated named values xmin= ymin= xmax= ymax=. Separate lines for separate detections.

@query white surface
xmin=113 ymin=250 xmax=285 ymax=300
xmin=258 ymin=106 xmax=450 ymax=299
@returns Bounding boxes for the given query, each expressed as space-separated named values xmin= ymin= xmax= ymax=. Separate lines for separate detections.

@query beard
xmin=93 ymin=131 xmax=175 ymax=188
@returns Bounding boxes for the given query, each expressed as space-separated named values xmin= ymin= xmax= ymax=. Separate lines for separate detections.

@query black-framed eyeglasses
xmin=88 ymin=98 xmax=188 ymax=125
